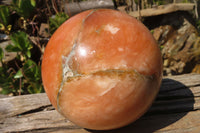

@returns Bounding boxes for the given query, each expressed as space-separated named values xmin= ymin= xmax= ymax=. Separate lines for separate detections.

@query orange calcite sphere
xmin=42 ymin=9 xmax=163 ymax=130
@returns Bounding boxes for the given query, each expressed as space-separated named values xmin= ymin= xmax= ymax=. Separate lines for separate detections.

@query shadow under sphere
xmin=87 ymin=78 xmax=195 ymax=133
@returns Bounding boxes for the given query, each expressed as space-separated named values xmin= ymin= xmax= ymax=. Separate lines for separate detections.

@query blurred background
xmin=0 ymin=0 xmax=200 ymax=96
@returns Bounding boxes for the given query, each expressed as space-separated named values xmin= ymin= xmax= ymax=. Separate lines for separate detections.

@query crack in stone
xmin=65 ymin=69 xmax=155 ymax=83
xmin=57 ymin=9 xmax=97 ymax=112
xmin=56 ymin=67 xmax=156 ymax=114
xmin=56 ymin=9 xmax=157 ymax=113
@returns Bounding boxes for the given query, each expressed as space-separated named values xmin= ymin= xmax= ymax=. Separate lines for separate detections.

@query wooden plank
xmin=115 ymin=110 xmax=200 ymax=133
xmin=64 ymin=0 xmax=114 ymax=16
xmin=0 ymin=74 xmax=200 ymax=132
xmin=0 ymin=110 xmax=81 ymax=133
xmin=0 ymin=93 xmax=51 ymax=119
xmin=127 ymin=3 xmax=195 ymax=18
xmin=0 ymin=0 xmax=12 ymax=5
xmin=1 ymin=110 xmax=200 ymax=133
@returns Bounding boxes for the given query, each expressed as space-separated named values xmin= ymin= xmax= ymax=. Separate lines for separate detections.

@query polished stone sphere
xmin=42 ymin=9 xmax=163 ymax=130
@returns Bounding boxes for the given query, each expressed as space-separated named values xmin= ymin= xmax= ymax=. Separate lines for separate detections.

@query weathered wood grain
xmin=64 ymin=0 xmax=114 ymax=16
xmin=0 ymin=0 xmax=12 ymax=5
xmin=0 ymin=73 xmax=200 ymax=133
xmin=0 ymin=93 xmax=51 ymax=119
xmin=126 ymin=3 xmax=195 ymax=18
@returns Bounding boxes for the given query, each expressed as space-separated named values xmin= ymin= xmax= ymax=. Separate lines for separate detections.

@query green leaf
xmin=20 ymin=59 xmax=44 ymax=94
xmin=11 ymin=0 xmax=36 ymax=19
xmin=0 ymin=47 xmax=4 ymax=61
xmin=49 ymin=12 xmax=69 ymax=34
xmin=30 ymin=0 xmax=36 ymax=7
xmin=0 ymin=66 xmax=20 ymax=95
xmin=14 ymin=69 xmax=23 ymax=79
xmin=0 ymin=5 xmax=10 ymax=26
xmin=8 ymin=31 xmax=32 ymax=58
xmin=26 ymin=50 xmax=31 ymax=58
xmin=27 ymin=82 xmax=43 ymax=94
xmin=23 ymin=59 xmax=41 ymax=81
xmin=10 ymin=31 xmax=29 ymax=49
xmin=6 ymin=44 xmax=21 ymax=52
xmin=0 ymin=23 xmax=5 ymax=30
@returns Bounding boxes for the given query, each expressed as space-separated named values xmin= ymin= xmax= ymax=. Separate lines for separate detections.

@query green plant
xmin=11 ymin=0 xmax=36 ymax=30
xmin=0 ymin=5 xmax=12 ymax=34
xmin=11 ymin=0 xmax=36 ymax=19
xmin=0 ymin=32 xmax=44 ymax=95
xmin=0 ymin=59 xmax=43 ymax=95
xmin=0 ymin=48 xmax=3 ymax=63
xmin=0 ymin=0 xmax=36 ymax=34
xmin=0 ymin=48 xmax=19 ymax=95
xmin=49 ymin=12 xmax=69 ymax=34
xmin=14 ymin=59 xmax=43 ymax=94
xmin=0 ymin=66 xmax=20 ymax=95
xmin=6 ymin=31 xmax=32 ymax=61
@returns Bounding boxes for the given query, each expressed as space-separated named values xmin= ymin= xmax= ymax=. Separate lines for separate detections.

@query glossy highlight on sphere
xmin=42 ymin=9 xmax=163 ymax=130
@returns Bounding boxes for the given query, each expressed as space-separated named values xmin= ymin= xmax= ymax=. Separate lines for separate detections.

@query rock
xmin=150 ymin=11 xmax=200 ymax=75
xmin=153 ymin=25 xmax=175 ymax=45
xmin=0 ymin=34 xmax=9 ymax=41
xmin=0 ymin=40 xmax=17 ymax=67
xmin=39 ymin=23 xmax=50 ymax=38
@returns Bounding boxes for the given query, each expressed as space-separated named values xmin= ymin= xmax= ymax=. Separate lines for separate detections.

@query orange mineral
xmin=42 ymin=9 xmax=163 ymax=130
